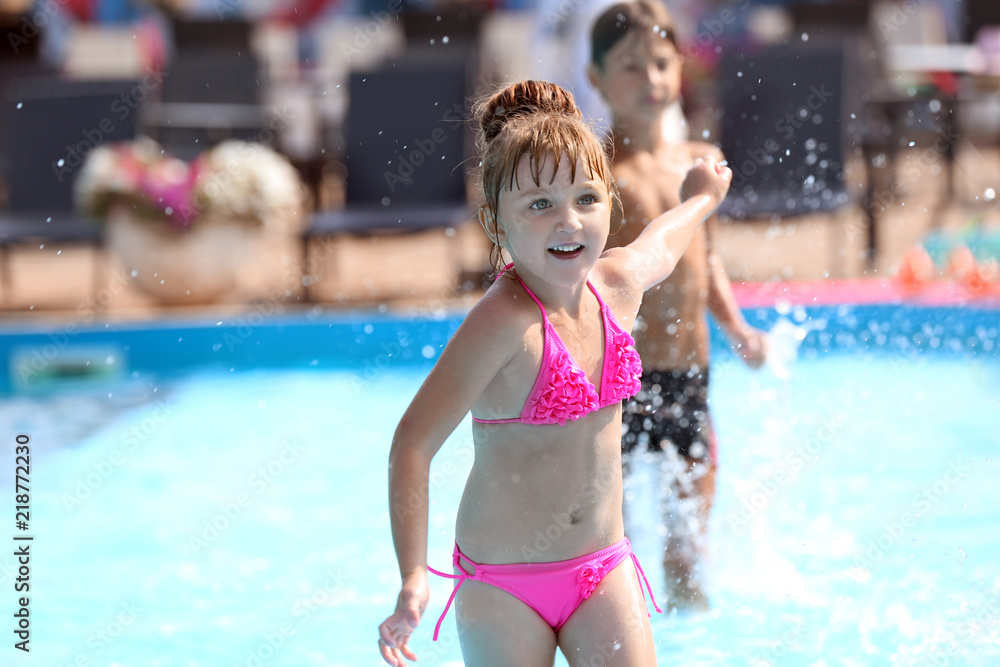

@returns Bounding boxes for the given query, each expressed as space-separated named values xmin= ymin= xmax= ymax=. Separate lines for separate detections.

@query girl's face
xmin=495 ymin=152 xmax=611 ymax=287
xmin=589 ymin=32 xmax=682 ymax=128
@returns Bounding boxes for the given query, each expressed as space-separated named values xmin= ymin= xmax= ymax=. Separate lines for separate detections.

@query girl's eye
xmin=579 ymin=194 xmax=597 ymax=205
xmin=530 ymin=199 xmax=550 ymax=210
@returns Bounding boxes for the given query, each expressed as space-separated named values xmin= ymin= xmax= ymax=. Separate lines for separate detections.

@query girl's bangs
xmin=495 ymin=118 xmax=611 ymax=193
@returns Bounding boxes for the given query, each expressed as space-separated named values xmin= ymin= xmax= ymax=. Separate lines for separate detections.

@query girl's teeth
xmin=552 ymin=244 xmax=582 ymax=252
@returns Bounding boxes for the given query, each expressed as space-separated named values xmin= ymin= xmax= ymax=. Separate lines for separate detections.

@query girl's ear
xmin=479 ymin=206 xmax=505 ymax=245
xmin=587 ymin=64 xmax=605 ymax=98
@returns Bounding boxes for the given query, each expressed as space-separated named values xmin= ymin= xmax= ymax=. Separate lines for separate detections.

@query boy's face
xmin=589 ymin=32 xmax=681 ymax=128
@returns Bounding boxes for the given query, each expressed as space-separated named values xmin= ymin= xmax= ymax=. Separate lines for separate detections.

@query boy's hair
xmin=590 ymin=0 xmax=678 ymax=69
xmin=472 ymin=80 xmax=620 ymax=276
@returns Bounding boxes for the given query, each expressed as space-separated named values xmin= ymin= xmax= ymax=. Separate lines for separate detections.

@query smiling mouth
xmin=548 ymin=243 xmax=584 ymax=259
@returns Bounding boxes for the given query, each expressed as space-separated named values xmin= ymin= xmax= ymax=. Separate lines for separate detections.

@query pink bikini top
xmin=472 ymin=268 xmax=643 ymax=426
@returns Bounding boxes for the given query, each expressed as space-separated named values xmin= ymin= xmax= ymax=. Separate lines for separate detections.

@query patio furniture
xmin=302 ymin=56 xmax=474 ymax=300
xmin=0 ymin=77 xmax=140 ymax=301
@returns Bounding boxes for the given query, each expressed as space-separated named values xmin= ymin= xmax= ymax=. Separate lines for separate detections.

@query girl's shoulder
xmin=590 ymin=259 xmax=643 ymax=316
xmin=460 ymin=275 xmax=543 ymax=343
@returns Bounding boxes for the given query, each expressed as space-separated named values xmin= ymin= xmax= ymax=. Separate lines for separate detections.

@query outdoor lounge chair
xmin=301 ymin=56 xmax=474 ymax=299
xmin=0 ymin=77 xmax=139 ymax=302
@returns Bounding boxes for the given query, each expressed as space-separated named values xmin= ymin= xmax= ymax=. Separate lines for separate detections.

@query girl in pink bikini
xmin=378 ymin=80 xmax=730 ymax=666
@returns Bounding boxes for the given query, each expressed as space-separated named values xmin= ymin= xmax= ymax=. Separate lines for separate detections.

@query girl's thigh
xmin=556 ymin=559 xmax=657 ymax=667
xmin=454 ymin=578 xmax=559 ymax=666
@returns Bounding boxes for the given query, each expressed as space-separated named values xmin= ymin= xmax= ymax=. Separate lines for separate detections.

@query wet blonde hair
xmin=472 ymin=80 xmax=621 ymax=277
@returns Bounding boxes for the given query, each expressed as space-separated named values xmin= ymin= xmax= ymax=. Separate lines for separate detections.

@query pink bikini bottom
xmin=427 ymin=537 xmax=661 ymax=640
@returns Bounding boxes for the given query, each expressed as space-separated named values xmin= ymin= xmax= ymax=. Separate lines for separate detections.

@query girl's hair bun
xmin=477 ymin=80 xmax=582 ymax=144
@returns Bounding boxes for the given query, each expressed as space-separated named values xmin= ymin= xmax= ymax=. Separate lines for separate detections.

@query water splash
xmin=766 ymin=316 xmax=823 ymax=380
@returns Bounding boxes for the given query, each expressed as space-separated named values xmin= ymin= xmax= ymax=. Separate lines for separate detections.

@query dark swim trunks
xmin=621 ymin=367 xmax=718 ymax=464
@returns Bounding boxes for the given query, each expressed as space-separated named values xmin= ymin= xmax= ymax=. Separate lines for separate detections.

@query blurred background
xmin=0 ymin=0 xmax=997 ymax=312
xmin=0 ymin=1 xmax=998 ymax=666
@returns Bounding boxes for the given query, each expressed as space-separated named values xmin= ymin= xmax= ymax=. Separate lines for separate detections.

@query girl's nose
xmin=555 ymin=207 xmax=584 ymax=232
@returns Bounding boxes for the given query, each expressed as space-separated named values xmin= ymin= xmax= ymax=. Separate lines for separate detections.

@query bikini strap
xmin=426 ymin=547 xmax=478 ymax=641
xmin=508 ymin=272 xmax=548 ymax=320
xmin=629 ymin=551 xmax=663 ymax=616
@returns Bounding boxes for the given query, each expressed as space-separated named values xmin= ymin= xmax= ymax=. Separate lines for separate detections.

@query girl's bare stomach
xmin=456 ymin=411 xmax=625 ymax=564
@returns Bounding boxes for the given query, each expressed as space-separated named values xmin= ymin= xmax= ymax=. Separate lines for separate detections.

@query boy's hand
xmin=378 ymin=572 xmax=430 ymax=666
xmin=680 ymin=156 xmax=732 ymax=207
xmin=733 ymin=326 xmax=768 ymax=368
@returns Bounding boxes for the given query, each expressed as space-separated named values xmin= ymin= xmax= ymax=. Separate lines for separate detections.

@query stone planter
xmin=106 ymin=207 xmax=259 ymax=305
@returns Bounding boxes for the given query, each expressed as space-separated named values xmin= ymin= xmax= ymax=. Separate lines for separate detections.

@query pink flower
xmin=578 ymin=564 xmax=607 ymax=599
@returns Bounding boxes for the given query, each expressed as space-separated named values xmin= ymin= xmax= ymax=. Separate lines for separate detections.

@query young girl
xmin=377 ymin=80 xmax=730 ymax=666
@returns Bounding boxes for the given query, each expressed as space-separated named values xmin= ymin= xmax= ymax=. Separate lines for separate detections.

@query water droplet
xmin=801 ymin=33 xmax=809 ymax=41
xmin=421 ymin=345 xmax=436 ymax=359
xmin=442 ymin=36 xmax=449 ymax=44
xmin=381 ymin=197 xmax=391 ymax=206
xmin=131 ymin=270 xmax=138 ymax=277
xmin=702 ymin=129 xmax=710 ymax=139
xmin=16 ymin=102 xmax=22 ymax=109
xmin=57 ymin=159 xmax=64 ymax=167
xmin=986 ymin=188 xmax=996 ymax=201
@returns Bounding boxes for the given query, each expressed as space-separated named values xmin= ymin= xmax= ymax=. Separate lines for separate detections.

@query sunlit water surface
xmin=1 ymin=348 xmax=998 ymax=667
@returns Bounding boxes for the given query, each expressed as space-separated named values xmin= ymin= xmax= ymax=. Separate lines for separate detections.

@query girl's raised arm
xmin=379 ymin=293 xmax=517 ymax=664
xmin=603 ymin=156 xmax=732 ymax=293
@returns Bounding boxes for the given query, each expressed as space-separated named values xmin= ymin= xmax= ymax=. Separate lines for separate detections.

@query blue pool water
xmin=0 ymin=305 xmax=998 ymax=666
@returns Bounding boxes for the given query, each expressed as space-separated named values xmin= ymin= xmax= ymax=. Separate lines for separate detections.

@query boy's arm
xmin=704 ymin=216 xmax=767 ymax=367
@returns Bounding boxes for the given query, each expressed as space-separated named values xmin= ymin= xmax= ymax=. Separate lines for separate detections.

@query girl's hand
xmin=680 ymin=156 xmax=732 ymax=207
xmin=378 ymin=571 xmax=430 ymax=666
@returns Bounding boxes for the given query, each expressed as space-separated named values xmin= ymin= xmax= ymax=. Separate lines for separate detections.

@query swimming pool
xmin=0 ymin=303 xmax=997 ymax=666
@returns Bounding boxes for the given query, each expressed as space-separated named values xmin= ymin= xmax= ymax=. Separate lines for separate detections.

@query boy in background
xmin=588 ymin=0 xmax=767 ymax=610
